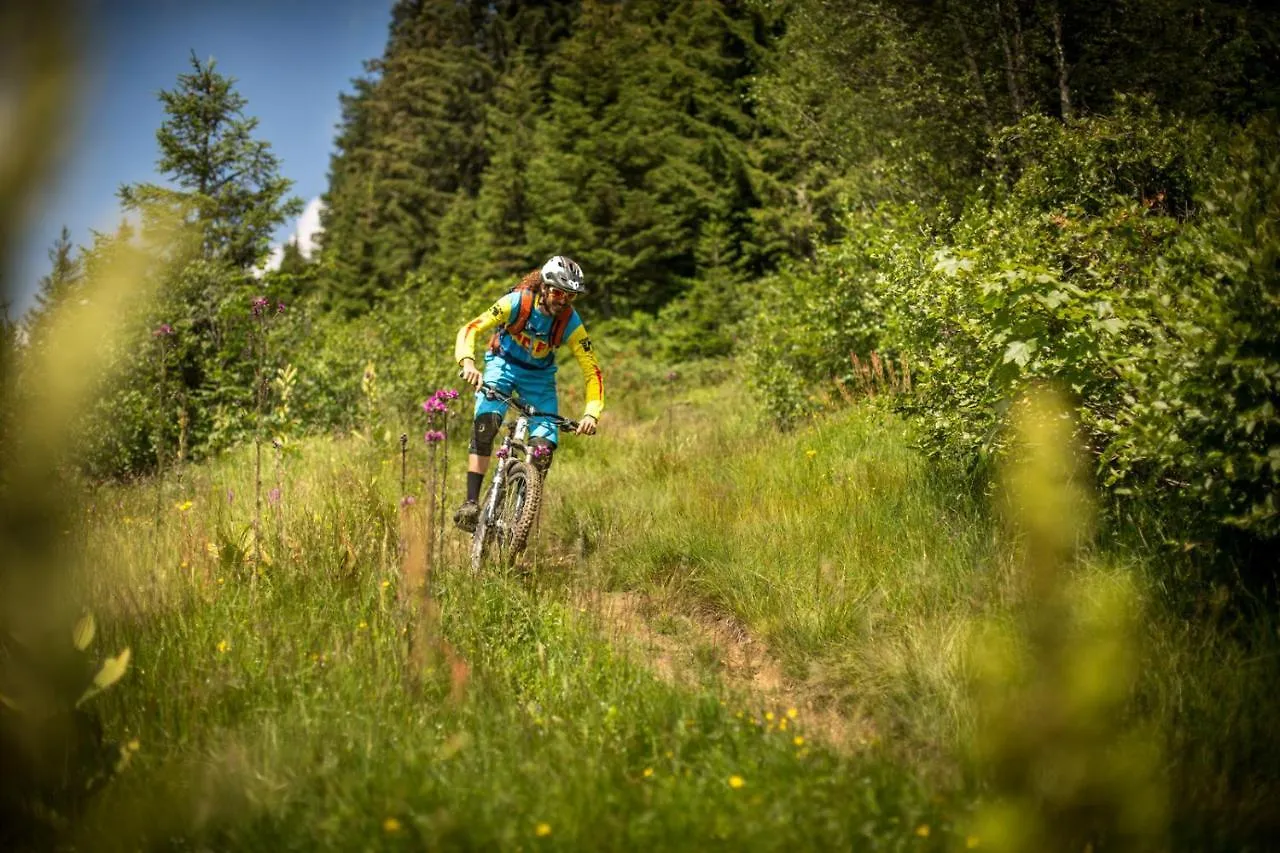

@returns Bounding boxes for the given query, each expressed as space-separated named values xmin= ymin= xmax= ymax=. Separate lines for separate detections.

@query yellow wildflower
xmin=786 ymin=707 xmax=798 ymax=719
xmin=764 ymin=711 xmax=774 ymax=722
xmin=383 ymin=817 xmax=401 ymax=833
xmin=643 ymin=767 xmax=654 ymax=778
xmin=805 ymin=449 xmax=817 ymax=459
xmin=175 ymin=501 xmax=193 ymax=513
xmin=728 ymin=775 xmax=745 ymax=789
xmin=127 ymin=739 xmax=140 ymax=752
xmin=778 ymin=718 xmax=788 ymax=731
xmin=357 ymin=620 xmax=368 ymax=630
xmin=535 ymin=822 xmax=552 ymax=837
xmin=216 ymin=639 xmax=230 ymax=654
xmin=915 ymin=825 xmax=930 ymax=838
xmin=793 ymin=735 xmax=805 ymax=747
xmin=380 ymin=579 xmax=390 ymax=589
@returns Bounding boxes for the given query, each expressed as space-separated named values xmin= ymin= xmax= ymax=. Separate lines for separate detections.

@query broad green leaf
xmin=78 ymin=647 xmax=132 ymax=706
xmin=73 ymin=611 xmax=96 ymax=651
xmin=1003 ymin=340 xmax=1035 ymax=367
xmin=931 ymin=250 xmax=971 ymax=277
xmin=95 ymin=647 xmax=132 ymax=689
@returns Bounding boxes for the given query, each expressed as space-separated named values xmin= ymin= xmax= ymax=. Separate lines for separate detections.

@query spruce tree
xmin=118 ymin=51 xmax=302 ymax=269
xmin=321 ymin=0 xmax=494 ymax=309
xmin=526 ymin=0 xmax=771 ymax=317
xmin=22 ymin=226 xmax=81 ymax=352
xmin=320 ymin=0 xmax=580 ymax=310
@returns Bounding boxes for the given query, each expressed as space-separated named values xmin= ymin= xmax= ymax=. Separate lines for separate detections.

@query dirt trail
xmin=583 ymin=587 xmax=872 ymax=751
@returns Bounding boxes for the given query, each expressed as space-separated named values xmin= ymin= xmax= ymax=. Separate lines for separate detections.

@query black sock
xmin=466 ymin=471 xmax=484 ymax=503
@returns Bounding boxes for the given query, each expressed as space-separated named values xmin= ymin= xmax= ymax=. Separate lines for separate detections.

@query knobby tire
xmin=471 ymin=461 xmax=542 ymax=570
xmin=502 ymin=461 xmax=543 ymax=560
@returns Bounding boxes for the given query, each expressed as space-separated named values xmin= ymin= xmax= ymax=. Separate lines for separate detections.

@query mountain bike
xmin=468 ymin=383 xmax=579 ymax=571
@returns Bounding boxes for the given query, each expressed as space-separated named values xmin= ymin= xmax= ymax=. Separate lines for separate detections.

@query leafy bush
xmin=879 ymin=103 xmax=1279 ymax=545
xmin=740 ymin=207 xmax=912 ymax=424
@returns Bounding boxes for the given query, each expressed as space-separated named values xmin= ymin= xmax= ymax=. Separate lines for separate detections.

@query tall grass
xmin=66 ymin=430 xmax=965 ymax=850
xmin=544 ymin=374 xmax=1280 ymax=848
xmin=14 ymin=365 xmax=1275 ymax=849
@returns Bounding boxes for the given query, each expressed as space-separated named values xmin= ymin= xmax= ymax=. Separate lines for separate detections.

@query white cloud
xmin=295 ymin=197 xmax=324 ymax=258
xmin=254 ymin=197 xmax=325 ymax=277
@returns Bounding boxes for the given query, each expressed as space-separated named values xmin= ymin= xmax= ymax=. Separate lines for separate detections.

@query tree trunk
xmin=1049 ymin=1 xmax=1073 ymax=120
xmin=996 ymin=0 xmax=1025 ymax=118
xmin=950 ymin=5 xmax=998 ymax=138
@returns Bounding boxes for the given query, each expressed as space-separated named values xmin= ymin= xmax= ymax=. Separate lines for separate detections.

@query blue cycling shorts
xmin=474 ymin=352 xmax=562 ymax=445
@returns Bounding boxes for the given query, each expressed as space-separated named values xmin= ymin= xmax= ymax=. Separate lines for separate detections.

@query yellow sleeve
xmin=564 ymin=324 xmax=605 ymax=420
xmin=455 ymin=295 xmax=515 ymax=365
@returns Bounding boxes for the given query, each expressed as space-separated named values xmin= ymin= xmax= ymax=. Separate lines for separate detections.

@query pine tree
xmin=467 ymin=53 xmax=545 ymax=281
xmin=525 ymin=0 xmax=771 ymax=317
xmin=321 ymin=1 xmax=495 ymax=310
xmin=118 ymin=51 xmax=302 ymax=269
xmin=21 ymin=225 xmax=81 ymax=351
xmin=320 ymin=0 xmax=580 ymax=311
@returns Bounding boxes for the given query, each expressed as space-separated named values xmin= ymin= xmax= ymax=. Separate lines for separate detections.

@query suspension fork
xmin=484 ymin=430 xmax=519 ymax=527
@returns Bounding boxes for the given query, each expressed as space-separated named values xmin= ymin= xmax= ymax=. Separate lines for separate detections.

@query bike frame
xmin=472 ymin=384 xmax=578 ymax=567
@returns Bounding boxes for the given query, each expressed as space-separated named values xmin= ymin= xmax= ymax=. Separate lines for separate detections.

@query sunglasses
xmin=546 ymin=287 xmax=578 ymax=302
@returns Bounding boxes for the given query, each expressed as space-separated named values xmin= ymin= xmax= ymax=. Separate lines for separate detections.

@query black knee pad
xmin=469 ymin=412 xmax=503 ymax=455
xmin=530 ymin=437 xmax=555 ymax=472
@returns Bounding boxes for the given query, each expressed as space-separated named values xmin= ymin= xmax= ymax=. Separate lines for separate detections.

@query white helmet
xmin=540 ymin=255 xmax=586 ymax=294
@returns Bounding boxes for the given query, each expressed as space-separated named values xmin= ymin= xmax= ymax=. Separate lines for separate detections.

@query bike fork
xmin=483 ymin=455 xmax=509 ymax=527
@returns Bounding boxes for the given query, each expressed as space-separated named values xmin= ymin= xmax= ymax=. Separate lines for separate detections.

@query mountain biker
xmin=452 ymin=255 xmax=605 ymax=532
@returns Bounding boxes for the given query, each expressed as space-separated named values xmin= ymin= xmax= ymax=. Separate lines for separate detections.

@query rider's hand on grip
xmin=458 ymin=358 xmax=483 ymax=390
xmin=575 ymin=414 xmax=598 ymax=436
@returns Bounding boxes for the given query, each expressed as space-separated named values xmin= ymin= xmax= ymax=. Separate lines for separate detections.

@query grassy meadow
xmin=17 ymin=368 xmax=1280 ymax=851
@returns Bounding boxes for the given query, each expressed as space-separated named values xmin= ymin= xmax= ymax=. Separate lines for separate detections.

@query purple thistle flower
xmin=496 ymin=446 xmax=509 ymax=459
xmin=251 ymin=296 xmax=270 ymax=317
xmin=268 ymin=487 xmax=281 ymax=505
xmin=531 ymin=444 xmax=551 ymax=459
xmin=422 ymin=397 xmax=448 ymax=414
xmin=436 ymin=388 xmax=460 ymax=401
xmin=277 ymin=301 xmax=286 ymax=314
xmin=424 ymin=430 xmax=446 ymax=443
xmin=400 ymin=495 xmax=417 ymax=508
xmin=666 ymin=370 xmax=679 ymax=382
xmin=153 ymin=323 xmax=174 ymax=337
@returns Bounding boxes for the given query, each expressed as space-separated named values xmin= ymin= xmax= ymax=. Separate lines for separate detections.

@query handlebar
xmin=465 ymin=379 xmax=580 ymax=431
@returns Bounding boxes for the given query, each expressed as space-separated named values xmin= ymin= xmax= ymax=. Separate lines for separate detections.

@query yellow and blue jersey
xmin=455 ymin=292 xmax=605 ymax=420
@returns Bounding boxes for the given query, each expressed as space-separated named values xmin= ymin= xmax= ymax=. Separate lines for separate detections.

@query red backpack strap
xmin=550 ymin=307 xmax=573 ymax=348
xmin=507 ymin=289 xmax=535 ymax=337
xmin=490 ymin=289 xmax=533 ymax=354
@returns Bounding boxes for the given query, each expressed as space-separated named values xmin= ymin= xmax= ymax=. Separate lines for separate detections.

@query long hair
xmin=517 ymin=269 xmax=542 ymax=293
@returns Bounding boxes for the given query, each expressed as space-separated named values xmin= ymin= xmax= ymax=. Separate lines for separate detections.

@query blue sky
xmin=9 ymin=0 xmax=395 ymax=317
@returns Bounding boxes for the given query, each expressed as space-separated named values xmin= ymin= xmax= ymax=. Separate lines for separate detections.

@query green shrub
xmin=740 ymin=206 xmax=912 ymax=424
xmin=880 ymin=102 xmax=1279 ymax=546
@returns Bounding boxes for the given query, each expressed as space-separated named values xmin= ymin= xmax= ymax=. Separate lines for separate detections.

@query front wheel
xmin=500 ymin=461 xmax=543 ymax=562
xmin=472 ymin=461 xmax=542 ymax=569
